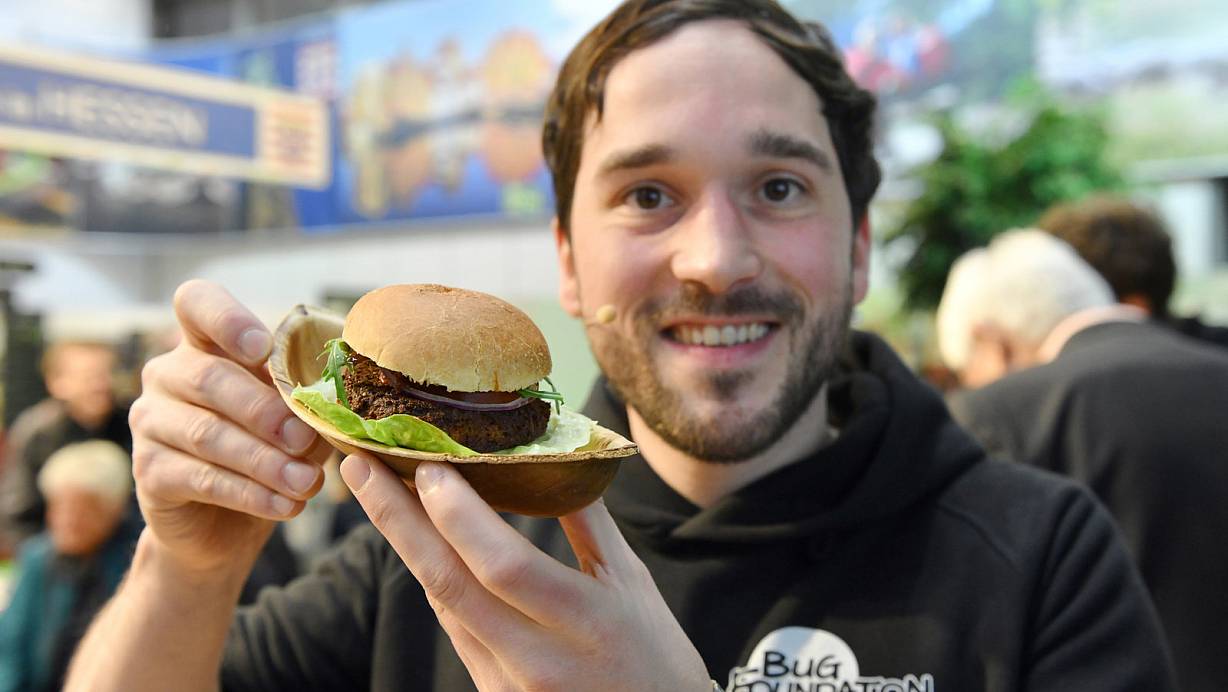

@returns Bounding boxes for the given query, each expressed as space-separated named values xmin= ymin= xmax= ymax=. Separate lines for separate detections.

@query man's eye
xmin=627 ymin=186 xmax=673 ymax=210
xmin=761 ymin=178 xmax=800 ymax=203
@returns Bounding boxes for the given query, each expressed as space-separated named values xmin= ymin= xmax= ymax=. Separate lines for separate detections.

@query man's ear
xmin=554 ymin=217 xmax=582 ymax=318
xmin=851 ymin=216 xmax=871 ymax=304
xmin=971 ymin=322 xmax=1012 ymax=358
xmin=960 ymin=321 xmax=1014 ymax=389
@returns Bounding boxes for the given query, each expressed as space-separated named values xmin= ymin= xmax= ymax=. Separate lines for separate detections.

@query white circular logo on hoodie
xmin=726 ymin=627 xmax=935 ymax=691
xmin=728 ymin=627 xmax=859 ymax=689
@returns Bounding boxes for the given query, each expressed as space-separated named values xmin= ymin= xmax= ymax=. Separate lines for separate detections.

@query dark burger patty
xmin=341 ymin=354 xmax=550 ymax=452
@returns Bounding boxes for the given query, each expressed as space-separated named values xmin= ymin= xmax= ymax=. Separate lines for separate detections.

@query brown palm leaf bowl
xmin=268 ymin=304 xmax=637 ymax=517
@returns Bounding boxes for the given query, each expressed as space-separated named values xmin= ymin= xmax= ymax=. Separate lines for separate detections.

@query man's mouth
xmin=664 ymin=322 xmax=776 ymax=347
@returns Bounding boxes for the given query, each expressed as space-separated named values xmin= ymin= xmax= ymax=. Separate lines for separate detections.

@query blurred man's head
xmin=37 ymin=440 xmax=132 ymax=556
xmin=547 ymin=0 xmax=880 ymax=461
xmin=937 ymin=230 xmax=1115 ymax=389
xmin=1037 ymin=196 xmax=1176 ymax=318
xmin=42 ymin=341 xmax=117 ymax=429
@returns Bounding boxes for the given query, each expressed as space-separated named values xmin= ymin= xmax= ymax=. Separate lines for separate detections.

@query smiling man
xmin=67 ymin=2 xmax=1175 ymax=691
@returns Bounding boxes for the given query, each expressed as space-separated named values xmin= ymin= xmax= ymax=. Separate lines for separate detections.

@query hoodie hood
xmin=584 ymin=331 xmax=984 ymax=545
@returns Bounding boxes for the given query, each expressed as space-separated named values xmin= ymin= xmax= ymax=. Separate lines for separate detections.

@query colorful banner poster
xmin=332 ymin=0 xmax=617 ymax=225
xmin=0 ymin=43 xmax=329 ymax=188
xmin=787 ymin=0 xmax=1028 ymax=103
xmin=148 ymin=18 xmax=340 ymax=230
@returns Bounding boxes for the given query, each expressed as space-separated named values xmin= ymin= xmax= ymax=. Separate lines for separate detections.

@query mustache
xmin=641 ymin=283 xmax=804 ymax=324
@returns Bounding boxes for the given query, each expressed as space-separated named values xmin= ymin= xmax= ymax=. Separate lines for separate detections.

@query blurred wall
xmin=0 ymin=0 xmax=150 ymax=52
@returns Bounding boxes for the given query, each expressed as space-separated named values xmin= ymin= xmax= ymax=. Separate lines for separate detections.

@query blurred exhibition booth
xmin=1 ymin=0 xmax=1227 ymax=413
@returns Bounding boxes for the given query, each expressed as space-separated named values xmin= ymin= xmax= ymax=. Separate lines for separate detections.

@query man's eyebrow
xmin=748 ymin=130 xmax=834 ymax=172
xmin=596 ymin=143 xmax=675 ymax=177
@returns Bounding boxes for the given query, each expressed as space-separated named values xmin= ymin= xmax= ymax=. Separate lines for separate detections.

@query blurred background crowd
xmin=0 ymin=0 xmax=1226 ymax=690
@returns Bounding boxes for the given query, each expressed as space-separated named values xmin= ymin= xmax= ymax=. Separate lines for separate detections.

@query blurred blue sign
xmin=0 ymin=44 xmax=329 ymax=188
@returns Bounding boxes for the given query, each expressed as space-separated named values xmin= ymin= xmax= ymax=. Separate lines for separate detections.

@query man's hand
xmin=340 ymin=452 xmax=713 ymax=692
xmin=130 ymin=279 xmax=331 ymax=576
xmin=66 ymin=279 xmax=336 ymax=692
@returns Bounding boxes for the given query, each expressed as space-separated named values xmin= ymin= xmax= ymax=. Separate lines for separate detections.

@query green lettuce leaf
xmin=491 ymin=407 xmax=595 ymax=456
xmin=292 ymin=383 xmax=477 ymax=457
xmin=291 ymin=379 xmax=596 ymax=456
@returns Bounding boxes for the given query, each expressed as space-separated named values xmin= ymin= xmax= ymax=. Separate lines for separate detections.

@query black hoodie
xmin=222 ymin=332 xmax=1176 ymax=691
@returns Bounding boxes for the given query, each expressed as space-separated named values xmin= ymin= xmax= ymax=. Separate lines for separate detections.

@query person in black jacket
xmin=939 ymin=229 xmax=1228 ymax=692
xmin=1037 ymin=194 xmax=1228 ymax=349
xmin=67 ymin=3 xmax=1177 ymax=691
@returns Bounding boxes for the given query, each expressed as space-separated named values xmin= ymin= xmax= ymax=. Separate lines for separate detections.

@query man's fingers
xmin=144 ymin=348 xmax=318 ymax=457
xmin=558 ymin=499 xmax=643 ymax=580
xmin=173 ymin=279 xmax=272 ymax=369
xmin=432 ymin=605 xmax=503 ymax=688
xmin=133 ymin=439 xmax=304 ymax=520
xmin=340 ymin=454 xmax=544 ymax=649
xmin=414 ymin=461 xmax=590 ymax=627
xmin=132 ymin=395 xmax=323 ymax=501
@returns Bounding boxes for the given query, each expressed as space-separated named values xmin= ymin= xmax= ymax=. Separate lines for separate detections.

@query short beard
xmin=591 ymin=281 xmax=851 ymax=462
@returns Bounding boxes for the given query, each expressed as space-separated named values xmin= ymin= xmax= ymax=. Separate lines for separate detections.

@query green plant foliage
xmin=885 ymin=92 xmax=1124 ymax=311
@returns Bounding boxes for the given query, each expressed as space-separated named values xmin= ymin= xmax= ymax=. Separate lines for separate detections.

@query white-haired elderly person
xmin=938 ymin=228 xmax=1228 ymax=692
xmin=0 ymin=440 xmax=139 ymax=692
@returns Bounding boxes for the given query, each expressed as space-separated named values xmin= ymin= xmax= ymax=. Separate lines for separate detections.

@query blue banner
xmin=0 ymin=44 xmax=328 ymax=188
xmin=0 ymin=61 xmax=256 ymax=157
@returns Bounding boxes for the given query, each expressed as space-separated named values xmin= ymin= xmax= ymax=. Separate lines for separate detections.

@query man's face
xmin=556 ymin=20 xmax=869 ymax=461
xmin=46 ymin=345 xmax=116 ymax=426
xmin=47 ymin=488 xmax=125 ymax=556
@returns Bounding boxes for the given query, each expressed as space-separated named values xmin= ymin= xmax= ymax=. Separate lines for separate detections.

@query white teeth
xmin=721 ymin=325 xmax=737 ymax=345
xmin=670 ymin=323 xmax=772 ymax=347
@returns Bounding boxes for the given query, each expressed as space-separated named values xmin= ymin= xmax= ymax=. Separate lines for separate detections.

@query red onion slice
xmin=402 ymin=384 xmax=533 ymax=412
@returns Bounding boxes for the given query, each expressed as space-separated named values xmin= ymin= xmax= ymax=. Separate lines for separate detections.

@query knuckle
xmin=247 ymin=445 xmax=287 ymax=486
xmin=420 ymin=559 xmax=468 ymax=608
xmin=245 ymin=391 xmax=288 ymax=440
xmin=427 ymin=491 xmax=469 ymax=530
xmin=190 ymin=463 xmax=218 ymax=499
xmin=237 ymin=479 xmax=272 ymax=515
xmin=184 ymin=358 xmax=224 ymax=399
xmin=478 ymin=550 xmax=531 ymax=593
xmin=362 ymin=494 xmax=399 ymax=529
xmin=139 ymin=353 xmax=164 ymax=391
xmin=130 ymin=443 xmax=158 ymax=485
xmin=209 ymin=310 xmax=248 ymax=348
xmin=184 ymin=413 xmax=220 ymax=452
xmin=128 ymin=397 xmax=149 ymax=433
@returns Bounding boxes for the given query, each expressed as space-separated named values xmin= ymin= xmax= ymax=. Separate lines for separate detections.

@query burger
xmin=291 ymin=284 xmax=590 ymax=457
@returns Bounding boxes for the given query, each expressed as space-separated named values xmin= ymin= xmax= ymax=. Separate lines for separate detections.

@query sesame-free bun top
xmin=342 ymin=284 xmax=551 ymax=393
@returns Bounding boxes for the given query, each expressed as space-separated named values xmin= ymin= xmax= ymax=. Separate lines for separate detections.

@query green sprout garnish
xmin=518 ymin=376 xmax=564 ymax=414
xmin=318 ymin=338 xmax=351 ymax=408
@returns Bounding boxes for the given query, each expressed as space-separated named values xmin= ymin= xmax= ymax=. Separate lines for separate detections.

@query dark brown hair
xmin=542 ymin=0 xmax=880 ymax=233
xmin=1037 ymin=196 xmax=1177 ymax=317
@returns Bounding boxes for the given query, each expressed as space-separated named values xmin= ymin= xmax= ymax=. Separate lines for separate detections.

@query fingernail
xmin=239 ymin=329 xmax=272 ymax=362
xmin=282 ymin=461 xmax=317 ymax=495
xmin=340 ymin=455 xmax=371 ymax=491
xmin=281 ymin=417 xmax=316 ymax=454
xmin=417 ymin=462 xmax=444 ymax=494
xmin=270 ymin=494 xmax=295 ymax=516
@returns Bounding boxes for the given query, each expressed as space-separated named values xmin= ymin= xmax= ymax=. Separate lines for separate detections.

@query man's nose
xmin=669 ymin=190 xmax=762 ymax=294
